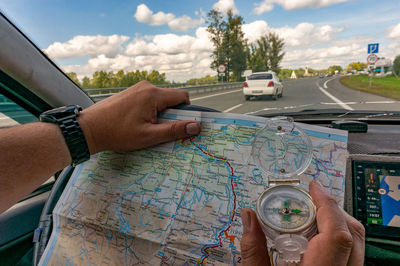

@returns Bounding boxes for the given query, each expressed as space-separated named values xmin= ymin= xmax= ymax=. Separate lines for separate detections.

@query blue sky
xmin=1 ymin=0 xmax=399 ymax=81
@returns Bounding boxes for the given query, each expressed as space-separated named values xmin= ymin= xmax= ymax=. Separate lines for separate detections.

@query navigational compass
xmin=251 ymin=117 xmax=316 ymax=264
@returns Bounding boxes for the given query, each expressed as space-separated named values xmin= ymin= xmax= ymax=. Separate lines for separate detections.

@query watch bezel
xmin=40 ymin=105 xmax=82 ymax=122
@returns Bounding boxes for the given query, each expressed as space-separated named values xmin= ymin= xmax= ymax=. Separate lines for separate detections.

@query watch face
xmin=40 ymin=105 xmax=81 ymax=121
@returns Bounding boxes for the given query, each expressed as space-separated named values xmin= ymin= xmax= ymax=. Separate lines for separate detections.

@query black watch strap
xmin=40 ymin=105 xmax=90 ymax=166
xmin=58 ymin=115 xmax=90 ymax=167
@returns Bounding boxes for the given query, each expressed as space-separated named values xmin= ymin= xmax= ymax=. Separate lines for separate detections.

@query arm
xmin=0 ymin=81 xmax=201 ymax=214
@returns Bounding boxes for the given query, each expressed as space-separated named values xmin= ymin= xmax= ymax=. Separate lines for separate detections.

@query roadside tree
xmin=246 ymin=33 xmax=285 ymax=74
xmin=328 ymin=65 xmax=343 ymax=74
xmin=207 ymin=9 xmax=247 ymax=82
xmin=346 ymin=62 xmax=367 ymax=72
xmin=393 ymin=55 xmax=400 ymax=75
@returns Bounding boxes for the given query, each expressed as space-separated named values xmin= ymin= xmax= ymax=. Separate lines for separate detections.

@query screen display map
xmin=39 ymin=109 xmax=348 ymax=265
xmin=354 ymin=161 xmax=400 ymax=228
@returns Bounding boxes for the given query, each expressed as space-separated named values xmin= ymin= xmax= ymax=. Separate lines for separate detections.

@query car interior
xmin=0 ymin=11 xmax=400 ymax=266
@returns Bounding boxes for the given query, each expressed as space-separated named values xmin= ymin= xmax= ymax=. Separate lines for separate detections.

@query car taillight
xmin=243 ymin=81 xmax=248 ymax=87
xmin=268 ymin=81 xmax=274 ymax=87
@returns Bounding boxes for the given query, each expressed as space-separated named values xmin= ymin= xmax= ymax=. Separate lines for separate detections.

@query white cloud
xmin=52 ymin=20 xmax=352 ymax=81
xmin=281 ymin=43 xmax=365 ymax=69
xmin=254 ymin=0 xmax=350 ymax=14
xmin=134 ymin=4 xmax=204 ymax=31
xmin=387 ymin=23 xmax=400 ymax=39
xmin=134 ymin=4 xmax=174 ymax=26
xmin=242 ymin=20 xmax=343 ymax=48
xmin=44 ymin=35 xmax=129 ymax=59
xmin=384 ymin=23 xmax=400 ymax=59
xmin=58 ymin=27 xmax=214 ymax=82
xmin=253 ymin=2 xmax=274 ymax=15
xmin=51 ymin=14 xmax=382 ymax=82
xmin=168 ymin=15 xmax=204 ymax=31
xmin=388 ymin=42 xmax=400 ymax=57
xmin=242 ymin=20 xmax=270 ymax=43
xmin=213 ymin=0 xmax=239 ymax=14
xmin=125 ymin=27 xmax=213 ymax=56
xmin=275 ymin=23 xmax=343 ymax=48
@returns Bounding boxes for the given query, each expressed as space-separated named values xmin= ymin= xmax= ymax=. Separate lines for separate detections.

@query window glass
xmin=248 ymin=74 xmax=273 ymax=80
xmin=0 ymin=93 xmax=38 ymax=129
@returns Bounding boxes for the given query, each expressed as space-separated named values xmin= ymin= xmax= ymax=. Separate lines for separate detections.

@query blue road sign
xmin=368 ymin=43 xmax=379 ymax=54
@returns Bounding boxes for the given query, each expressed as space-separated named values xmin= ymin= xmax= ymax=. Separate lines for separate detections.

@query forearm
xmin=0 ymin=82 xmax=200 ymax=214
xmin=0 ymin=122 xmax=71 ymax=213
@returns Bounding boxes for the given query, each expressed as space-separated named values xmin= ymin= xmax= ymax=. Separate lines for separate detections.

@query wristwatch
xmin=40 ymin=105 xmax=90 ymax=166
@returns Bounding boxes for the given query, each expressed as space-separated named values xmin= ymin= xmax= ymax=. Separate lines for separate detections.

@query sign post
xmin=367 ymin=43 xmax=379 ymax=88
xmin=217 ymin=64 xmax=226 ymax=83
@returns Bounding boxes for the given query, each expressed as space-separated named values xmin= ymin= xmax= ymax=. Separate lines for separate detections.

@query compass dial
xmin=257 ymin=185 xmax=316 ymax=233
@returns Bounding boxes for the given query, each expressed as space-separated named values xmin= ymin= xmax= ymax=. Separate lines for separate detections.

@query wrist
xmin=77 ymin=110 xmax=100 ymax=155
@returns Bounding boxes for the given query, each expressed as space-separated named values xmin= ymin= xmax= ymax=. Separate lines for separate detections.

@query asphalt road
xmin=189 ymin=76 xmax=400 ymax=115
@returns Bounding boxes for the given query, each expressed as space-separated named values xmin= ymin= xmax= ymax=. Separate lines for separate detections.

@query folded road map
xmin=40 ymin=109 xmax=348 ymax=265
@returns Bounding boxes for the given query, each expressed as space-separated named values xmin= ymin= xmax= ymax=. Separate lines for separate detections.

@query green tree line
xmin=186 ymin=75 xmax=218 ymax=84
xmin=66 ymin=70 xmax=168 ymax=89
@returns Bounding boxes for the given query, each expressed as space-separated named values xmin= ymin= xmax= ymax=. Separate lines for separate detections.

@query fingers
xmin=144 ymin=120 xmax=201 ymax=146
xmin=304 ymin=181 xmax=353 ymax=265
xmin=341 ymin=209 xmax=365 ymax=266
xmin=310 ymin=181 xmax=352 ymax=238
xmin=240 ymin=208 xmax=270 ymax=266
xmin=155 ymin=87 xmax=190 ymax=111
xmin=124 ymin=81 xmax=190 ymax=111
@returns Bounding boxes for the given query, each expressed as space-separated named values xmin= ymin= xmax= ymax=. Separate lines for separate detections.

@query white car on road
xmin=243 ymin=71 xmax=283 ymax=100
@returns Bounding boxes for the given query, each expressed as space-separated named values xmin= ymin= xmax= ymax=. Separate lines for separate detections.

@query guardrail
xmin=86 ymin=82 xmax=243 ymax=102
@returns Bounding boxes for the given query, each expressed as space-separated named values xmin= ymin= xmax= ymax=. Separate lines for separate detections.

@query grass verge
xmin=340 ymin=75 xmax=400 ymax=100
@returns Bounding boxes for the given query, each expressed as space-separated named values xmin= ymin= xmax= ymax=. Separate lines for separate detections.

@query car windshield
xmin=248 ymin=74 xmax=272 ymax=80
xmin=1 ymin=0 xmax=399 ymax=117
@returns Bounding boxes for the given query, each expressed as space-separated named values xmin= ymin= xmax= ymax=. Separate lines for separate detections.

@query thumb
xmin=148 ymin=120 xmax=201 ymax=144
xmin=240 ymin=208 xmax=270 ymax=266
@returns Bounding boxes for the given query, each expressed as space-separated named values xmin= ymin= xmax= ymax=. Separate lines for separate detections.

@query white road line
xmin=365 ymin=100 xmax=397 ymax=104
xmin=223 ymin=103 xmax=243 ymax=113
xmin=191 ymin=89 xmax=242 ymax=101
xmin=317 ymin=82 xmax=354 ymax=110
xmin=323 ymin=77 xmax=336 ymax=89
xmin=321 ymin=102 xmax=358 ymax=105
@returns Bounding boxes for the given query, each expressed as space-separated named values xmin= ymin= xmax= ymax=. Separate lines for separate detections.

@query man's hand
xmin=0 ymin=81 xmax=201 ymax=213
xmin=79 ymin=80 xmax=201 ymax=154
xmin=240 ymin=180 xmax=365 ymax=266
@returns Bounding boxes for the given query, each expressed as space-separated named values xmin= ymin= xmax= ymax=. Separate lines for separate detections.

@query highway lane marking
xmin=191 ymin=89 xmax=242 ymax=101
xmin=317 ymin=82 xmax=354 ymax=110
xmin=323 ymin=77 xmax=336 ymax=89
xmin=365 ymin=100 xmax=397 ymax=104
xmin=321 ymin=102 xmax=358 ymax=105
xmin=223 ymin=104 xmax=243 ymax=112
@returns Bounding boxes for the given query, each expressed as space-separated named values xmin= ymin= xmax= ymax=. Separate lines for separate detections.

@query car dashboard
xmin=341 ymin=124 xmax=400 ymax=264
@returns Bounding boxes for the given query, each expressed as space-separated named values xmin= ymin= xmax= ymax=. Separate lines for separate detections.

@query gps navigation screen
xmin=354 ymin=161 xmax=400 ymax=228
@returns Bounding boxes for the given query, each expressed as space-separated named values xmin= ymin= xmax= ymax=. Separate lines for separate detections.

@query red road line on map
xmin=183 ymin=139 xmax=237 ymax=264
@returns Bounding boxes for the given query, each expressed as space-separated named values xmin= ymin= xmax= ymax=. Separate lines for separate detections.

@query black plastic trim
xmin=0 ymin=70 xmax=52 ymax=116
